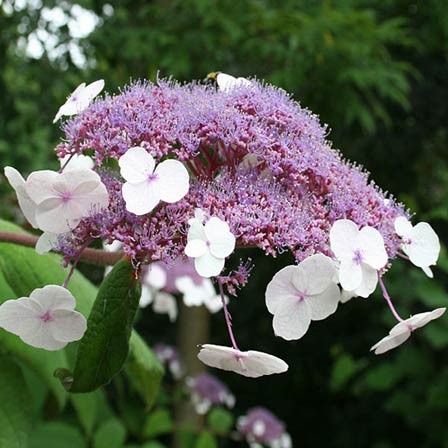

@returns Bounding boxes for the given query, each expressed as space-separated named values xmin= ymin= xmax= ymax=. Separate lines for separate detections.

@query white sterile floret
xmin=151 ymin=292 xmax=178 ymax=322
xmin=0 ymin=285 xmax=86 ymax=351
xmin=216 ymin=73 xmax=252 ymax=92
xmin=4 ymin=166 xmax=38 ymax=228
xmin=59 ymin=154 xmax=95 ymax=172
xmin=197 ymin=344 xmax=288 ymax=378
xmin=119 ymin=146 xmax=190 ymax=215
xmin=53 ymin=79 xmax=104 ymax=123
xmin=185 ymin=211 xmax=236 ymax=278
xmin=330 ymin=219 xmax=388 ymax=298
xmin=175 ymin=276 xmax=225 ymax=313
xmin=265 ymin=254 xmax=340 ymax=340
xmin=371 ymin=307 xmax=446 ymax=355
xmin=25 ymin=169 xmax=109 ymax=234
xmin=394 ymin=216 xmax=440 ymax=278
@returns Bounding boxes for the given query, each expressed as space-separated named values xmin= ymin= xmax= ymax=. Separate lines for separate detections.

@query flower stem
xmin=217 ymin=279 xmax=240 ymax=351
xmin=378 ymin=275 xmax=404 ymax=322
xmin=59 ymin=154 xmax=74 ymax=173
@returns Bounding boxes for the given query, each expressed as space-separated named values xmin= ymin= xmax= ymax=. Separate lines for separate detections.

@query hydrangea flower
xmin=150 ymin=292 xmax=178 ymax=322
xmin=197 ymin=344 xmax=288 ymax=378
xmin=154 ymin=343 xmax=184 ymax=379
xmin=330 ymin=219 xmax=388 ymax=298
xmin=394 ymin=217 xmax=440 ymax=278
xmin=237 ymin=407 xmax=291 ymax=448
xmin=0 ymin=285 xmax=86 ymax=350
xmin=185 ymin=210 xmax=236 ymax=278
xmin=371 ymin=308 xmax=446 ymax=354
xmin=216 ymin=73 xmax=252 ymax=92
xmin=26 ymin=169 xmax=109 ymax=233
xmin=265 ymin=254 xmax=340 ymax=340
xmin=119 ymin=146 xmax=189 ymax=215
xmin=186 ymin=372 xmax=235 ymax=414
xmin=59 ymin=154 xmax=94 ymax=171
xmin=53 ymin=79 xmax=104 ymax=123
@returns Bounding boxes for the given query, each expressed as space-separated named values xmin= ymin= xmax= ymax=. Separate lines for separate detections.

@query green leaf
xmin=195 ymin=432 xmax=218 ymax=448
xmin=68 ymin=259 xmax=141 ymax=392
xmin=28 ymin=422 xmax=86 ymax=448
xmin=143 ymin=408 xmax=173 ymax=439
xmin=93 ymin=418 xmax=127 ymax=448
xmin=70 ymin=390 xmax=106 ymax=436
xmin=0 ymin=356 xmax=33 ymax=448
xmin=207 ymin=407 xmax=234 ymax=434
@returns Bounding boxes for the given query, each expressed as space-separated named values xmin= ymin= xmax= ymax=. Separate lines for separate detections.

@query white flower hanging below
xmin=197 ymin=344 xmax=288 ymax=378
xmin=185 ymin=209 xmax=236 ymax=278
xmin=119 ymin=146 xmax=190 ymax=215
xmin=394 ymin=216 xmax=440 ymax=278
xmin=0 ymin=285 xmax=87 ymax=351
xmin=330 ymin=219 xmax=388 ymax=298
xmin=265 ymin=254 xmax=340 ymax=340
xmin=370 ymin=307 xmax=446 ymax=355
xmin=53 ymin=79 xmax=104 ymax=123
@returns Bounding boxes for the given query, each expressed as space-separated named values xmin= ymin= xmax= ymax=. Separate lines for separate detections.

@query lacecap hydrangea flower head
xmin=0 ymin=74 xmax=444 ymax=376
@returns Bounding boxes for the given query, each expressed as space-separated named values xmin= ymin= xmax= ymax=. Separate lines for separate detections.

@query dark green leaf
xmin=93 ymin=418 xmax=127 ymax=448
xmin=28 ymin=422 xmax=86 ymax=448
xmin=143 ymin=408 xmax=173 ymax=439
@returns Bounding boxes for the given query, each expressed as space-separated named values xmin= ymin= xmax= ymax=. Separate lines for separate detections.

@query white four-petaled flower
xmin=119 ymin=146 xmax=189 ymax=216
xmin=53 ymin=79 xmax=104 ymax=123
xmin=265 ymin=254 xmax=340 ymax=340
xmin=26 ymin=169 xmax=109 ymax=233
xmin=216 ymin=73 xmax=252 ymax=92
xmin=197 ymin=344 xmax=288 ymax=378
xmin=394 ymin=216 xmax=440 ymax=278
xmin=0 ymin=285 xmax=87 ymax=351
xmin=370 ymin=307 xmax=446 ymax=355
xmin=185 ymin=210 xmax=236 ymax=278
xmin=330 ymin=219 xmax=388 ymax=298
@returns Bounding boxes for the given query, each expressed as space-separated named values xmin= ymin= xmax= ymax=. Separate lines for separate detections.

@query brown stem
xmin=0 ymin=231 xmax=123 ymax=266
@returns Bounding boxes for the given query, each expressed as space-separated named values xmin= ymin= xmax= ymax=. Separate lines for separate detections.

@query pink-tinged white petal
xmin=406 ymin=307 xmax=446 ymax=330
xmin=0 ymin=298 xmax=43 ymax=336
xmin=35 ymin=232 xmax=60 ymax=255
xmin=197 ymin=344 xmax=288 ymax=378
xmin=330 ymin=219 xmax=359 ymax=260
xmin=272 ymin=298 xmax=311 ymax=341
xmin=338 ymin=259 xmax=362 ymax=292
xmin=119 ymin=146 xmax=155 ymax=183
xmin=370 ymin=325 xmax=411 ymax=355
xmin=152 ymin=292 xmax=178 ymax=322
xmin=307 ymin=283 xmax=340 ymax=321
xmin=205 ymin=218 xmax=236 ymax=258
xmin=354 ymin=264 xmax=378 ymax=298
xmin=394 ymin=216 xmax=413 ymax=238
xmin=294 ymin=254 xmax=335 ymax=295
xmin=47 ymin=309 xmax=87 ymax=342
xmin=194 ymin=252 xmax=225 ymax=278
xmin=185 ymin=239 xmax=208 ymax=258
xmin=404 ymin=222 xmax=440 ymax=268
xmin=4 ymin=166 xmax=38 ymax=228
xmin=340 ymin=290 xmax=357 ymax=304
xmin=358 ymin=226 xmax=388 ymax=270
xmin=59 ymin=154 xmax=94 ymax=172
xmin=421 ymin=266 xmax=433 ymax=278
xmin=30 ymin=285 xmax=76 ymax=311
xmin=25 ymin=170 xmax=60 ymax=204
xmin=122 ymin=180 xmax=161 ymax=215
xmin=265 ymin=266 xmax=299 ymax=314
xmin=155 ymin=159 xmax=190 ymax=203
xmin=35 ymin=198 xmax=78 ymax=233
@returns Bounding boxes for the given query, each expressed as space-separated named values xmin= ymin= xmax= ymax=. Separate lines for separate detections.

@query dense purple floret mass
xmin=56 ymin=79 xmax=406 ymax=265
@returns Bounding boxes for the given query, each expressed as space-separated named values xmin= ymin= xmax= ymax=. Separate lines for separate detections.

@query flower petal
xmin=329 ymin=219 xmax=359 ymax=260
xmin=185 ymin=239 xmax=208 ymax=258
xmin=25 ymin=170 xmax=60 ymax=204
xmin=405 ymin=222 xmax=440 ymax=268
xmin=307 ymin=283 xmax=340 ymax=321
xmin=358 ymin=226 xmax=388 ymax=270
xmin=145 ymin=264 xmax=167 ymax=289
xmin=187 ymin=220 xmax=207 ymax=242
xmin=35 ymin=232 xmax=60 ymax=255
xmin=139 ymin=286 xmax=154 ymax=308
xmin=155 ymin=159 xmax=190 ymax=203
xmin=4 ymin=167 xmax=38 ymax=228
xmin=122 ymin=180 xmax=161 ymax=215
xmin=47 ymin=309 xmax=87 ymax=343
xmin=265 ymin=266 xmax=299 ymax=314
xmin=272 ymin=298 xmax=311 ymax=340
xmin=354 ymin=264 xmax=378 ymax=298
xmin=293 ymin=254 xmax=335 ymax=295
xmin=194 ymin=252 xmax=225 ymax=278
xmin=119 ymin=147 xmax=155 ymax=183
xmin=35 ymin=198 xmax=77 ymax=233
xmin=153 ymin=292 xmax=178 ymax=322
xmin=370 ymin=326 xmax=411 ymax=355
xmin=394 ymin=216 xmax=412 ymax=238
xmin=29 ymin=285 xmax=76 ymax=311
xmin=82 ymin=79 xmax=105 ymax=102
xmin=406 ymin=307 xmax=446 ymax=330
xmin=0 ymin=298 xmax=42 ymax=337
xmin=205 ymin=217 xmax=236 ymax=258
xmin=338 ymin=259 xmax=362 ymax=292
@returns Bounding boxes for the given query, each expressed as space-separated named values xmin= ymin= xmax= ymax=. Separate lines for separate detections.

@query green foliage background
xmin=0 ymin=0 xmax=448 ymax=447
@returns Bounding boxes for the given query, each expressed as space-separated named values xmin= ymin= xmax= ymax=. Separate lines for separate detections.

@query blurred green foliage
xmin=1 ymin=0 xmax=448 ymax=447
